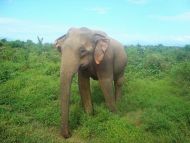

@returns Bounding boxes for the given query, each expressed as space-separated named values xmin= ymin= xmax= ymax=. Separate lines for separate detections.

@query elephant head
xmin=54 ymin=27 xmax=109 ymax=138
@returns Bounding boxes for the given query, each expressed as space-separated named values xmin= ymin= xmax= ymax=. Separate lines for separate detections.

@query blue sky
xmin=0 ymin=0 xmax=190 ymax=45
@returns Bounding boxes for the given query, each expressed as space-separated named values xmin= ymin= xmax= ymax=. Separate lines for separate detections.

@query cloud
xmin=150 ymin=11 xmax=190 ymax=21
xmin=1 ymin=16 xmax=190 ymax=46
xmin=0 ymin=17 xmax=69 ymax=42
xmin=97 ymin=28 xmax=190 ymax=46
xmin=88 ymin=7 xmax=110 ymax=14
xmin=127 ymin=0 xmax=148 ymax=4
xmin=0 ymin=17 xmax=21 ymax=24
xmin=122 ymin=34 xmax=190 ymax=46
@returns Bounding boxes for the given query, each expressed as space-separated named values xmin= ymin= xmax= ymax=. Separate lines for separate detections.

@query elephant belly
xmin=89 ymin=68 xmax=98 ymax=80
xmin=81 ymin=66 xmax=98 ymax=80
xmin=90 ymin=74 xmax=98 ymax=80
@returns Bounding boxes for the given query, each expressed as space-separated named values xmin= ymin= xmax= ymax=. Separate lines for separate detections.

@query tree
xmin=37 ymin=36 xmax=43 ymax=45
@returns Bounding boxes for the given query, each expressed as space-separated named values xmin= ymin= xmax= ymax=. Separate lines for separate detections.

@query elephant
xmin=54 ymin=27 xmax=127 ymax=138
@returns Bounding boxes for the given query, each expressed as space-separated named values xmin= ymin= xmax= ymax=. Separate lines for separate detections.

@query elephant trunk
xmin=60 ymin=72 xmax=72 ymax=138
xmin=60 ymin=54 xmax=79 ymax=138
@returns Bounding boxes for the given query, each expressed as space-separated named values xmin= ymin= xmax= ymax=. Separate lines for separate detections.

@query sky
xmin=0 ymin=0 xmax=190 ymax=46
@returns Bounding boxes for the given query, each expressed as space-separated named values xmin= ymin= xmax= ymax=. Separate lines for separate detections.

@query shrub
xmin=44 ymin=63 xmax=60 ymax=76
xmin=144 ymin=54 xmax=165 ymax=75
xmin=0 ymin=62 xmax=20 ymax=83
xmin=171 ymin=62 xmax=190 ymax=83
xmin=142 ymin=109 xmax=172 ymax=133
xmin=170 ymin=62 xmax=190 ymax=97
xmin=9 ymin=40 xmax=26 ymax=48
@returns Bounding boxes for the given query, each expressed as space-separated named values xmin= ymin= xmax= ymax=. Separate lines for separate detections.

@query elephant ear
xmin=93 ymin=33 xmax=110 ymax=64
xmin=54 ymin=34 xmax=67 ymax=52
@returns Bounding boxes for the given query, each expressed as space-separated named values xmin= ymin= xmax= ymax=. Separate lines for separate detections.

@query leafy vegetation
xmin=0 ymin=39 xmax=190 ymax=143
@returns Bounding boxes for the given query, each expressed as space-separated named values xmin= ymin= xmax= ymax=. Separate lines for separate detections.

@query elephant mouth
xmin=79 ymin=64 xmax=88 ymax=70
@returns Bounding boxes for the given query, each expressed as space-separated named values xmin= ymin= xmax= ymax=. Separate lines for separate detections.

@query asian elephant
xmin=54 ymin=27 xmax=127 ymax=138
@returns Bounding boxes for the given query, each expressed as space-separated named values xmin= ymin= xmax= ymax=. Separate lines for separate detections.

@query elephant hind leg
xmin=114 ymin=75 xmax=124 ymax=102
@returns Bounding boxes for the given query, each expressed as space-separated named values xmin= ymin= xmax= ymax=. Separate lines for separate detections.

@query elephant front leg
xmin=78 ymin=71 xmax=93 ymax=114
xmin=98 ymin=78 xmax=116 ymax=112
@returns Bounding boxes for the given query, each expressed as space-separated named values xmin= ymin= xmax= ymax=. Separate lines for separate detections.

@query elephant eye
xmin=79 ymin=48 xmax=88 ymax=57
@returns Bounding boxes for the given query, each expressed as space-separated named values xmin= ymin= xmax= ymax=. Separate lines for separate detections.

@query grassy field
xmin=0 ymin=40 xmax=190 ymax=143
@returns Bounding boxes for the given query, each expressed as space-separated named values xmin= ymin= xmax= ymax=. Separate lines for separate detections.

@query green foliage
xmin=170 ymin=62 xmax=190 ymax=98
xmin=0 ymin=41 xmax=190 ymax=143
xmin=171 ymin=62 xmax=190 ymax=83
xmin=144 ymin=54 xmax=165 ymax=75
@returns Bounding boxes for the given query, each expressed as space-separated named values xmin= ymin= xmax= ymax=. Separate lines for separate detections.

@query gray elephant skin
xmin=54 ymin=27 xmax=127 ymax=138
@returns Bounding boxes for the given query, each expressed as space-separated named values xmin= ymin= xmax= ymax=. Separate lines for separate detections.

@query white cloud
xmin=0 ymin=17 xmax=69 ymax=42
xmin=88 ymin=7 xmax=110 ymax=14
xmin=122 ymin=34 xmax=190 ymax=46
xmin=96 ymin=28 xmax=190 ymax=46
xmin=1 ymin=17 xmax=190 ymax=46
xmin=150 ymin=11 xmax=190 ymax=21
xmin=127 ymin=0 xmax=148 ymax=4
xmin=0 ymin=17 xmax=21 ymax=24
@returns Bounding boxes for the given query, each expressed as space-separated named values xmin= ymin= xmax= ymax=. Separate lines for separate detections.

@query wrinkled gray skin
xmin=54 ymin=27 xmax=127 ymax=138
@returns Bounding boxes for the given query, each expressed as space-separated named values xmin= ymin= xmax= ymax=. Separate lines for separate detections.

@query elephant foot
xmin=108 ymin=104 xmax=117 ymax=113
xmin=60 ymin=128 xmax=71 ymax=139
xmin=84 ymin=107 xmax=94 ymax=115
xmin=110 ymin=107 xmax=117 ymax=113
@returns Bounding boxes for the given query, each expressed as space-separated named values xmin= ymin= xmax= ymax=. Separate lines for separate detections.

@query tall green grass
xmin=0 ymin=40 xmax=190 ymax=143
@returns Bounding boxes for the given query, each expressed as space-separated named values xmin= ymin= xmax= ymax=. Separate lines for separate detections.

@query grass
xmin=0 ymin=42 xmax=190 ymax=143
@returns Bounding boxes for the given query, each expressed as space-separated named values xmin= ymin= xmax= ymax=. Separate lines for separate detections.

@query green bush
xmin=0 ymin=62 xmax=20 ymax=83
xmin=171 ymin=62 xmax=190 ymax=83
xmin=170 ymin=62 xmax=190 ymax=97
xmin=9 ymin=40 xmax=26 ymax=48
xmin=142 ymin=109 xmax=172 ymax=133
xmin=144 ymin=54 xmax=165 ymax=75
xmin=44 ymin=63 xmax=60 ymax=76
